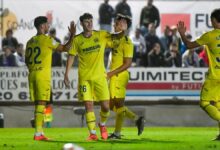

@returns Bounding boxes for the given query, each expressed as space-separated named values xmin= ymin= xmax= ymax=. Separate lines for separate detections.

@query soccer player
xmin=177 ymin=8 xmax=220 ymax=140
xmin=25 ymin=16 xmax=76 ymax=141
xmin=107 ymin=14 xmax=145 ymax=139
xmin=64 ymin=13 xmax=126 ymax=141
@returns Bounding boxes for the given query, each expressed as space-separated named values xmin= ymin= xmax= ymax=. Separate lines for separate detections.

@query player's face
xmin=82 ymin=19 xmax=93 ymax=32
xmin=114 ymin=19 xmax=127 ymax=32
xmin=211 ymin=18 xmax=220 ymax=29
xmin=41 ymin=22 xmax=50 ymax=34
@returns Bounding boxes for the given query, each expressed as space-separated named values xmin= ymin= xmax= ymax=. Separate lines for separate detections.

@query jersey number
xmin=27 ymin=47 xmax=41 ymax=64
xmin=80 ymin=85 xmax=87 ymax=92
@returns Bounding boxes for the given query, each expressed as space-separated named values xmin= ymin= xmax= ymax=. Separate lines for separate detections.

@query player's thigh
xmin=94 ymin=77 xmax=110 ymax=101
xmin=78 ymin=80 xmax=93 ymax=101
xmin=35 ymin=80 xmax=51 ymax=101
xmin=110 ymin=71 xmax=129 ymax=99
xmin=200 ymin=79 xmax=220 ymax=102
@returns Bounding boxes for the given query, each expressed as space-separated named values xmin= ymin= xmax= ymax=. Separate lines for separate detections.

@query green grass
xmin=0 ymin=127 xmax=220 ymax=150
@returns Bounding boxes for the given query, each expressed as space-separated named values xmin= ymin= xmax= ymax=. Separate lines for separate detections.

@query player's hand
xmin=64 ymin=74 xmax=70 ymax=88
xmin=177 ymin=21 xmax=186 ymax=35
xmin=68 ymin=21 xmax=76 ymax=36
xmin=107 ymin=72 xmax=114 ymax=80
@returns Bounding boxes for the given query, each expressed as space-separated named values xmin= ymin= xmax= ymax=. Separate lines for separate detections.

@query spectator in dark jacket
xmin=2 ymin=29 xmax=19 ymax=53
xmin=115 ymin=0 xmax=132 ymax=17
xmin=164 ymin=43 xmax=182 ymax=67
xmin=49 ymin=28 xmax=62 ymax=67
xmin=148 ymin=43 xmax=165 ymax=67
xmin=140 ymin=0 xmax=160 ymax=35
xmin=0 ymin=46 xmax=17 ymax=67
xmin=99 ymin=0 xmax=114 ymax=32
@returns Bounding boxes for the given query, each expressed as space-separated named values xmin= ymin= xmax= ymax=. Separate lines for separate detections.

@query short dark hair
xmin=115 ymin=13 xmax=132 ymax=28
xmin=34 ymin=16 xmax=48 ymax=29
xmin=79 ymin=13 xmax=93 ymax=22
xmin=211 ymin=8 xmax=220 ymax=22
xmin=6 ymin=29 xmax=13 ymax=35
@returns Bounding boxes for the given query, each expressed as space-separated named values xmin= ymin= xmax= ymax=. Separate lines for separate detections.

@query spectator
xmin=180 ymin=33 xmax=192 ymax=55
xmin=145 ymin=23 xmax=162 ymax=52
xmin=198 ymin=46 xmax=209 ymax=67
xmin=98 ymin=0 xmax=114 ymax=32
xmin=2 ymin=29 xmax=19 ymax=53
xmin=170 ymin=25 xmax=181 ymax=52
xmin=115 ymin=0 xmax=132 ymax=18
xmin=148 ymin=43 xmax=165 ymax=67
xmin=130 ymin=27 xmax=146 ymax=66
xmin=49 ymin=28 xmax=61 ymax=43
xmin=14 ymin=43 xmax=25 ymax=67
xmin=164 ymin=43 xmax=182 ymax=67
xmin=49 ymin=28 xmax=62 ymax=67
xmin=182 ymin=48 xmax=200 ymax=67
xmin=160 ymin=25 xmax=172 ymax=53
xmin=139 ymin=0 xmax=160 ymax=36
xmin=0 ymin=46 xmax=16 ymax=67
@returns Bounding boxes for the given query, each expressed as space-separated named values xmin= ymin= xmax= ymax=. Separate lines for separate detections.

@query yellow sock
xmin=200 ymin=101 xmax=220 ymax=121
xmin=214 ymin=102 xmax=220 ymax=134
xmin=35 ymin=105 xmax=45 ymax=133
xmin=124 ymin=106 xmax=137 ymax=121
xmin=86 ymin=112 xmax=96 ymax=133
xmin=114 ymin=107 xmax=126 ymax=133
xmin=100 ymin=110 xmax=110 ymax=125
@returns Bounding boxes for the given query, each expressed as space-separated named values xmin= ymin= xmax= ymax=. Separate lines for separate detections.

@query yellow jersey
xmin=69 ymin=30 xmax=111 ymax=80
xmin=25 ymin=34 xmax=59 ymax=80
xmin=196 ymin=29 xmax=220 ymax=79
xmin=109 ymin=36 xmax=133 ymax=71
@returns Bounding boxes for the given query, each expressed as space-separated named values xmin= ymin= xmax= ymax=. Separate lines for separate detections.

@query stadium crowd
xmin=0 ymin=0 xmax=209 ymax=68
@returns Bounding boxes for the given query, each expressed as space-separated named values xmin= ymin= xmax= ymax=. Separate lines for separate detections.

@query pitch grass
xmin=0 ymin=127 xmax=220 ymax=150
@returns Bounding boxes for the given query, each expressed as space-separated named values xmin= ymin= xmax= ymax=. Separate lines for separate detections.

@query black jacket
xmin=99 ymin=3 xmax=114 ymax=24
xmin=140 ymin=5 xmax=160 ymax=28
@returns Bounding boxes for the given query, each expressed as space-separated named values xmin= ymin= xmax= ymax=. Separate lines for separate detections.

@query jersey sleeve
xmin=68 ymin=38 xmax=78 ymax=56
xmin=48 ymin=37 xmax=59 ymax=50
xmin=196 ymin=32 xmax=210 ymax=46
xmin=99 ymin=30 xmax=113 ymax=48
xmin=123 ymin=37 xmax=133 ymax=58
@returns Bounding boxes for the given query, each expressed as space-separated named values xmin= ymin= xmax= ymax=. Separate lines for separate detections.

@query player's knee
xmin=200 ymin=101 xmax=210 ymax=109
xmin=116 ymin=106 xmax=127 ymax=116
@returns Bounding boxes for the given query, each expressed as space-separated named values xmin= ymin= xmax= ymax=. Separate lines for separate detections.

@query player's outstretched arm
xmin=64 ymin=55 xmax=75 ymax=88
xmin=56 ymin=21 xmax=76 ymax=52
xmin=177 ymin=21 xmax=200 ymax=49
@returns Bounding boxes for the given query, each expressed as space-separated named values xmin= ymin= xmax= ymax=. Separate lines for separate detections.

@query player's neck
xmin=83 ymin=31 xmax=92 ymax=38
xmin=37 ymin=30 xmax=45 ymax=35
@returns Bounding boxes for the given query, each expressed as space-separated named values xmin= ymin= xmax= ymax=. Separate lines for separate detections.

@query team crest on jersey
xmin=94 ymin=38 xmax=99 ymax=43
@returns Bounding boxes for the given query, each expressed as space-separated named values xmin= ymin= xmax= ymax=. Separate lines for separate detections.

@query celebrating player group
xmin=25 ymin=8 xmax=220 ymax=141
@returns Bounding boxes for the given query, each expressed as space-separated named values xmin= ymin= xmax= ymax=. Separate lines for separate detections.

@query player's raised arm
xmin=177 ymin=21 xmax=200 ymax=49
xmin=56 ymin=21 xmax=76 ymax=52
xmin=64 ymin=54 xmax=75 ymax=88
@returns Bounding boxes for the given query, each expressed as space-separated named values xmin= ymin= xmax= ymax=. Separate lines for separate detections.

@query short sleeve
xmin=196 ymin=32 xmax=210 ymax=46
xmin=123 ymin=37 xmax=133 ymax=58
xmin=68 ymin=38 xmax=78 ymax=56
xmin=48 ymin=37 xmax=59 ymax=50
